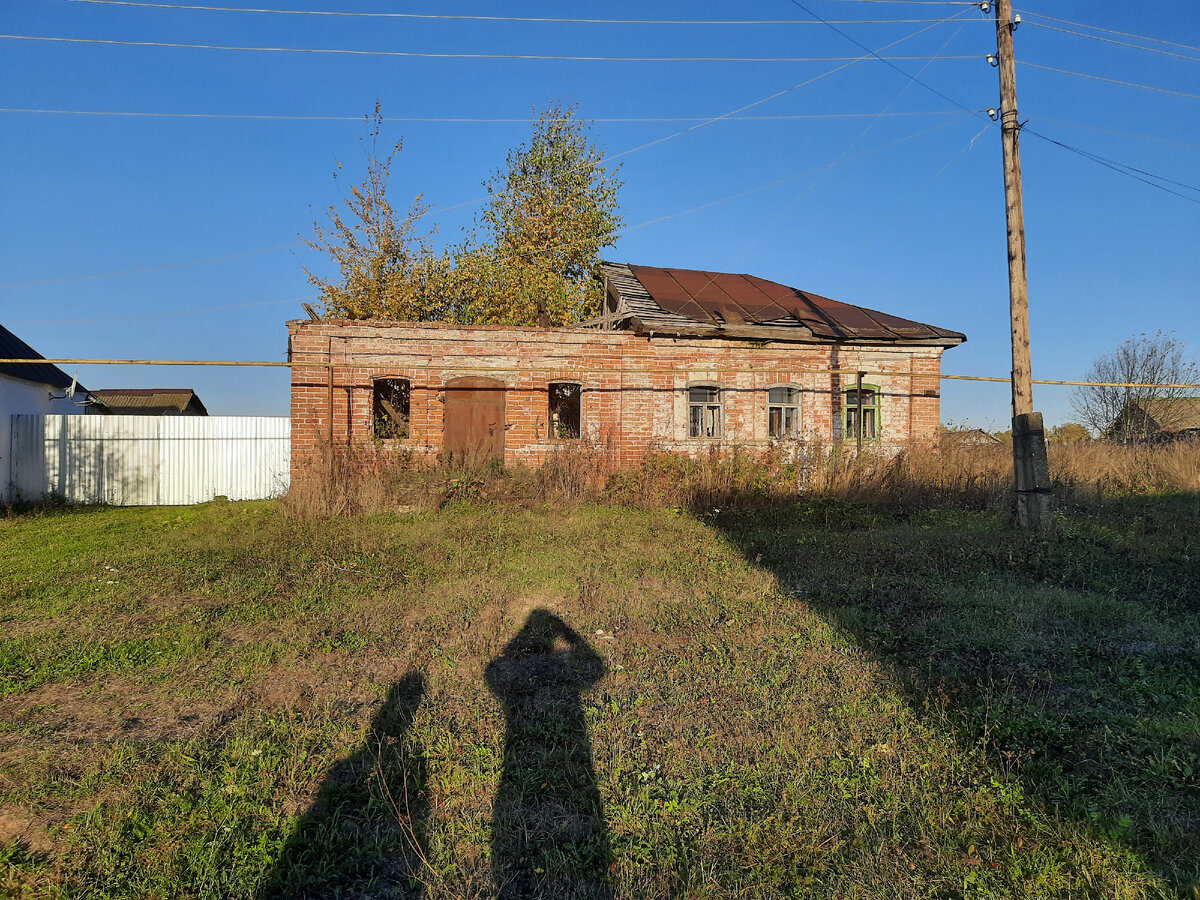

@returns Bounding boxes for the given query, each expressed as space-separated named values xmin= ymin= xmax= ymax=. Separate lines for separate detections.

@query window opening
xmin=843 ymin=385 xmax=880 ymax=441
xmin=548 ymin=382 xmax=581 ymax=439
xmin=373 ymin=378 xmax=411 ymax=439
xmin=688 ymin=386 xmax=722 ymax=438
xmin=768 ymin=386 xmax=801 ymax=439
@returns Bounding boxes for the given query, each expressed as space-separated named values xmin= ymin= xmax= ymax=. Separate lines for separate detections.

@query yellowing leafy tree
xmin=304 ymin=103 xmax=450 ymax=321
xmin=454 ymin=101 xmax=623 ymax=326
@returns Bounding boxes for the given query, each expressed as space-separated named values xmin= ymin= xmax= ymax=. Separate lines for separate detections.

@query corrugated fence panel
xmin=7 ymin=415 xmax=290 ymax=505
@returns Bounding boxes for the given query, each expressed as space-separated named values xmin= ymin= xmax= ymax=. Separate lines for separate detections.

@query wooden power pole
xmin=993 ymin=0 xmax=1053 ymax=531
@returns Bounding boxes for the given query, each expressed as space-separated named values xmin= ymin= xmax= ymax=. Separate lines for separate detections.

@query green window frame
xmin=842 ymin=384 xmax=880 ymax=441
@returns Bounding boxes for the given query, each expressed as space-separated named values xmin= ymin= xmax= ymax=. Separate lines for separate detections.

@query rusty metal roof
xmin=617 ymin=263 xmax=964 ymax=344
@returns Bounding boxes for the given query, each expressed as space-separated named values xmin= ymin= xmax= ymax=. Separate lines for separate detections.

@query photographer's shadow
xmin=486 ymin=610 xmax=613 ymax=899
xmin=259 ymin=671 xmax=429 ymax=899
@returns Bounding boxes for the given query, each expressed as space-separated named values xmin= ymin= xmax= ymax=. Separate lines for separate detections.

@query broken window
xmin=548 ymin=382 xmax=581 ymax=439
xmin=768 ymin=386 xmax=801 ymax=439
xmin=688 ymin=385 xmax=722 ymax=439
xmin=373 ymin=378 xmax=410 ymax=439
xmin=843 ymin=385 xmax=880 ymax=441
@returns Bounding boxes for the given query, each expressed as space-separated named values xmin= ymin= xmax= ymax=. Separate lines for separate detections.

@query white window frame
xmin=687 ymin=384 xmax=723 ymax=439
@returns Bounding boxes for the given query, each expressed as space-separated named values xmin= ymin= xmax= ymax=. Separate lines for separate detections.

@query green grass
xmin=0 ymin=495 xmax=1197 ymax=898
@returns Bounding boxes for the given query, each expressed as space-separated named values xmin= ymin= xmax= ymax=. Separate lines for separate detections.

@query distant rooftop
xmin=90 ymin=389 xmax=208 ymax=416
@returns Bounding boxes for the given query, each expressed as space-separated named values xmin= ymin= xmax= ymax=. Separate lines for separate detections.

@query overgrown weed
xmin=281 ymin=439 xmax=1200 ymax=520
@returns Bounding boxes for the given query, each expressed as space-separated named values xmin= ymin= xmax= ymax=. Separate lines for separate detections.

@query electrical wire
xmin=1023 ymin=129 xmax=1200 ymax=204
xmin=4 ymin=16 xmax=971 ymax=287
xmin=3 ymin=295 xmax=316 ymax=325
xmin=1016 ymin=10 xmax=1200 ymax=54
xmin=1027 ymin=20 xmax=1200 ymax=64
xmin=752 ymin=12 xmax=975 ymax=242
xmin=1034 ymin=116 xmax=1200 ymax=151
xmin=430 ymin=14 xmax=977 ymax=216
xmin=0 ymin=242 xmax=301 ymax=287
xmin=785 ymin=0 xmax=986 ymax=120
xmin=1020 ymin=61 xmax=1200 ymax=100
xmin=625 ymin=114 xmax=972 ymax=230
xmin=0 ymin=107 xmax=978 ymax=123
xmin=0 ymin=34 xmax=979 ymax=62
xmin=67 ymin=1 xmax=990 ymax=25
xmin=824 ymin=0 xmax=979 ymax=5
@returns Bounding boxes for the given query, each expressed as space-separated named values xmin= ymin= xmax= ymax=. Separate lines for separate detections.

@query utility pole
xmin=993 ymin=0 xmax=1053 ymax=531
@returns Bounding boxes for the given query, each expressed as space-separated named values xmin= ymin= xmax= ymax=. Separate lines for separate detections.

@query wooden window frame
xmin=842 ymin=383 xmax=881 ymax=442
xmin=687 ymin=383 xmax=723 ymax=440
xmin=767 ymin=385 xmax=802 ymax=440
xmin=372 ymin=377 xmax=411 ymax=440
xmin=548 ymin=381 xmax=582 ymax=440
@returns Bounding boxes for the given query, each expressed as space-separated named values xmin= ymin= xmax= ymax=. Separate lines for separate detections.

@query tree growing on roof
xmin=303 ymin=102 xmax=451 ymax=321
xmin=452 ymin=100 xmax=623 ymax=327
xmin=1071 ymin=332 xmax=1200 ymax=442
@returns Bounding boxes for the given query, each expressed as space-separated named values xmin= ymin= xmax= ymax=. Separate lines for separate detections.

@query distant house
xmin=288 ymin=261 xmax=965 ymax=474
xmin=90 ymin=389 xmax=208 ymax=416
xmin=1109 ymin=397 xmax=1200 ymax=443
xmin=1 ymin=323 xmax=99 ymax=500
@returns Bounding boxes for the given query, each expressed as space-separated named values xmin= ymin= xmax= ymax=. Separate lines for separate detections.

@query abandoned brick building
xmin=288 ymin=262 xmax=965 ymax=472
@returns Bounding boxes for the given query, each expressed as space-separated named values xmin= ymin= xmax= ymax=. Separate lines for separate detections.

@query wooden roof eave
xmin=624 ymin=316 xmax=964 ymax=347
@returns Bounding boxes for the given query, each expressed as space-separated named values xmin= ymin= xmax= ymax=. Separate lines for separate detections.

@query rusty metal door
xmin=443 ymin=376 xmax=506 ymax=463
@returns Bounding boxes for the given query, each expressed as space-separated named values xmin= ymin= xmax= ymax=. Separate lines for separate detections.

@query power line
xmin=7 ymin=354 xmax=1194 ymax=390
xmin=784 ymin=0 xmax=985 ymax=119
xmin=6 ymin=17 xmax=968 ymax=285
xmin=1016 ymin=10 xmax=1200 ymax=54
xmin=0 ymin=34 xmax=979 ymax=62
xmin=824 ymin=1 xmax=979 ymax=5
xmin=751 ymin=13 xmax=975 ymax=243
xmin=1020 ymin=61 xmax=1200 ymax=100
xmin=1028 ymin=20 xmax=1200 ymax=64
xmin=3 ymin=295 xmax=316 ymax=325
xmin=626 ymin=114 xmax=972 ymax=230
xmin=0 ymin=107 xmax=975 ymax=123
xmin=0 ymin=242 xmax=301 ymax=287
xmin=601 ymin=14 xmax=976 ymax=163
xmin=431 ymin=13 xmax=977 ymax=216
xmin=68 ymin=0 xmax=989 ymax=26
xmin=1034 ymin=116 xmax=1200 ymax=151
xmin=1023 ymin=128 xmax=1200 ymax=205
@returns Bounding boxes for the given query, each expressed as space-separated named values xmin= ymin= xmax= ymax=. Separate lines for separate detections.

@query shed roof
xmin=90 ymin=389 xmax=208 ymax=415
xmin=1130 ymin=397 xmax=1200 ymax=431
xmin=601 ymin=261 xmax=965 ymax=346
xmin=0 ymin=323 xmax=79 ymax=390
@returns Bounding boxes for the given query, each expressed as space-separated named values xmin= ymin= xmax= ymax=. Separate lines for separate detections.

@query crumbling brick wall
xmin=287 ymin=320 xmax=945 ymax=474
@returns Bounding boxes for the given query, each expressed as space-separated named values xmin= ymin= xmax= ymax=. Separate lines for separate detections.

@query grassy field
xmin=1 ymin=486 xmax=1198 ymax=897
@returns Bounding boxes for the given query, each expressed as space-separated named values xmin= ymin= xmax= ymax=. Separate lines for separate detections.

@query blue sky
xmin=1 ymin=0 xmax=1196 ymax=429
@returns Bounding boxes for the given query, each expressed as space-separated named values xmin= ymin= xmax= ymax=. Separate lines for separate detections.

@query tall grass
xmin=282 ymin=438 xmax=1200 ymax=518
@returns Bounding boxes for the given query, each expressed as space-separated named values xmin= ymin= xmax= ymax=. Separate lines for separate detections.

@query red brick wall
xmin=288 ymin=320 xmax=947 ymax=474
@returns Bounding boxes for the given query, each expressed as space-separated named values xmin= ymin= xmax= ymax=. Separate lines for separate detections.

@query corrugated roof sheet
xmin=90 ymin=389 xmax=208 ymax=415
xmin=606 ymin=262 xmax=964 ymax=344
xmin=0 ymin=324 xmax=78 ymax=389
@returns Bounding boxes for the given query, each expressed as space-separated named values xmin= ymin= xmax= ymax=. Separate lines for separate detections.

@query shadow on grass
xmin=710 ymin=493 xmax=1200 ymax=895
xmin=486 ymin=610 xmax=613 ymax=899
xmin=259 ymin=671 xmax=429 ymax=899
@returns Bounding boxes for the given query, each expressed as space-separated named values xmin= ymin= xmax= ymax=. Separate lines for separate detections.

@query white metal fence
xmin=6 ymin=415 xmax=290 ymax=505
